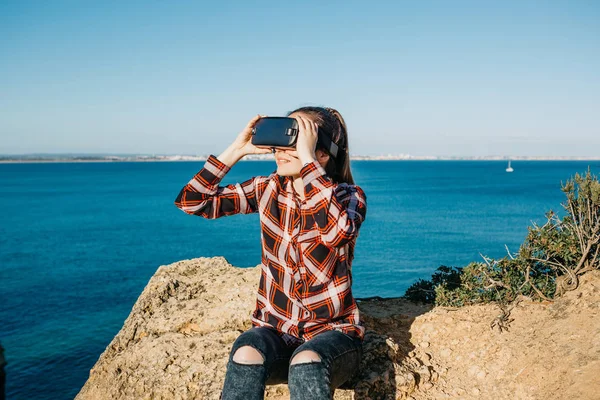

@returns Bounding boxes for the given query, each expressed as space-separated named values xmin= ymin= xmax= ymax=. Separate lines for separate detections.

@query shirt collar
xmin=275 ymin=172 xmax=285 ymax=189
xmin=275 ymin=173 xmax=303 ymax=199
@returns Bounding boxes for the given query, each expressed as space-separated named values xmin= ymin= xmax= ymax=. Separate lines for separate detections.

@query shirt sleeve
xmin=174 ymin=154 xmax=265 ymax=218
xmin=298 ymin=160 xmax=367 ymax=247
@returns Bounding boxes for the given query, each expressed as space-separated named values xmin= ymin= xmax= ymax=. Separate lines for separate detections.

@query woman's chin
xmin=277 ymin=167 xmax=290 ymax=176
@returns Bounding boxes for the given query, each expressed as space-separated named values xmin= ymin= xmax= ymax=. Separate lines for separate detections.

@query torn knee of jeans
xmin=290 ymin=350 xmax=322 ymax=365
xmin=232 ymin=345 xmax=265 ymax=364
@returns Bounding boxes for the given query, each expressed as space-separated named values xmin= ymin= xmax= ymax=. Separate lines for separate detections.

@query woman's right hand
xmin=230 ymin=114 xmax=274 ymax=158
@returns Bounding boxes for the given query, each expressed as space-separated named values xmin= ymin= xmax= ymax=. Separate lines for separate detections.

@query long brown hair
xmin=286 ymin=106 xmax=355 ymax=185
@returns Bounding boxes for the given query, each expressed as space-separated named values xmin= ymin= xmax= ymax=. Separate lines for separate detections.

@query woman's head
xmin=274 ymin=106 xmax=355 ymax=185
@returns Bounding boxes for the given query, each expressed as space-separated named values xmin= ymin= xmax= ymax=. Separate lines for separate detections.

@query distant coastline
xmin=1 ymin=154 xmax=600 ymax=163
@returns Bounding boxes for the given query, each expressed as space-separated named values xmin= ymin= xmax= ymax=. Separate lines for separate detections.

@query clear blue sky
xmin=1 ymin=0 xmax=598 ymax=157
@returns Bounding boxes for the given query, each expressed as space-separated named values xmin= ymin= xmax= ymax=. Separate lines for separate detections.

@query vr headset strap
xmin=318 ymin=131 xmax=340 ymax=159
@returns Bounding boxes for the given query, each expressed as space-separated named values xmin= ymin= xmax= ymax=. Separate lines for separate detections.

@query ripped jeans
xmin=220 ymin=327 xmax=363 ymax=400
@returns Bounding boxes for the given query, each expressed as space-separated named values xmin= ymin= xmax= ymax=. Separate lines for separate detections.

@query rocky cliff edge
xmin=75 ymin=256 xmax=600 ymax=400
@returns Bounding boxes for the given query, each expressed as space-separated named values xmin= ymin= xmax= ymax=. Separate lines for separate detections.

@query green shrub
xmin=402 ymin=265 xmax=462 ymax=304
xmin=403 ymin=168 xmax=600 ymax=307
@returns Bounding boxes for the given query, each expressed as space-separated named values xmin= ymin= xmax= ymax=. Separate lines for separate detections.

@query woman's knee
xmin=290 ymin=350 xmax=321 ymax=365
xmin=232 ymin=345 xmax=265 ymax=364
xmin=229 ymin=327 xmax=286 ymax=367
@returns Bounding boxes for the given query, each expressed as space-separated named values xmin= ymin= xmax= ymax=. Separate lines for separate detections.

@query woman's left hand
xmin=294 ymin=115 xmax=318 ymax=165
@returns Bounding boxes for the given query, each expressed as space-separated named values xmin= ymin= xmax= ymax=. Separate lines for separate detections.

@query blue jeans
xmin=220 ymin=327 xmax=363 ymax=400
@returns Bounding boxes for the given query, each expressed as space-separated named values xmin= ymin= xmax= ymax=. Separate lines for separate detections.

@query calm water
xmin=1 ymin=159 xmax=598 ymax=399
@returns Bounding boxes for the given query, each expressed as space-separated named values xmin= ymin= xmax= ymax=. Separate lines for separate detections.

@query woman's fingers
xmin=296 ymin=115 xmax=318 ymax=137
xmin=310 ymin=119 xmax=318 ymax=136
xmin=293 ymin=115 xmax=318 ymax=163
xmin=256 ymin=147 xmax=272 ymax=154
xmin=246 ymin=114 xmax=266 ymax=130
xmin=295 ymin=115 xmax=306 ymax=133
xmin=240 ymin=114 xmax=267 ymax=144
xmin=246 ymin=114 xmax=261 ymax=128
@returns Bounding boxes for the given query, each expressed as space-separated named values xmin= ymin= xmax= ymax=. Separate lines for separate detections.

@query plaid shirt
xmin=174 ymin=154 xmax=367 ymax=345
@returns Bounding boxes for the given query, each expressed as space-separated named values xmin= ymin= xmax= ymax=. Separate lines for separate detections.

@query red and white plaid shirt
xmin=174 ymin=154 xmax=367 ymax=345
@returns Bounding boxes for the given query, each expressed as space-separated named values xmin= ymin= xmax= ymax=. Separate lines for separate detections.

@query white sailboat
xmin=506 ymin=159 xmax=514 ymax=172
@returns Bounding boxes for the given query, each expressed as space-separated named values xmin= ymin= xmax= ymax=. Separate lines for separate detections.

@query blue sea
xmin=1 ymin=159 xmax=599 ymax=399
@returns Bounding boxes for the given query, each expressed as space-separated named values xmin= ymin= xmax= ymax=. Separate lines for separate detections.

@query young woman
xmin=174 ymin=106 xmax=367 ymax=399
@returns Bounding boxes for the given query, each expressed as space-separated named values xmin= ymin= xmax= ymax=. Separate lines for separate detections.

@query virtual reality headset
xmin=251 ymin=117 xmax=341 ymax=160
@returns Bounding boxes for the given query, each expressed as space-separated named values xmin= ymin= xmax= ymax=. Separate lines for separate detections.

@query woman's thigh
xmin=228 ymin=326 xmax=297 ymax=384
xmin=290 ymin=330 xmax=363 ymax=389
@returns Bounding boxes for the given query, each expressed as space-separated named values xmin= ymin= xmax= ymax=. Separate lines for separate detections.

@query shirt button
xmin=304 ymin=310 xmax=310 ymax=317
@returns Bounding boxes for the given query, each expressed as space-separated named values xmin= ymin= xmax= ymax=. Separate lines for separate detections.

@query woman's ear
xmin=315 ymin=149 xmax=330 ymax=165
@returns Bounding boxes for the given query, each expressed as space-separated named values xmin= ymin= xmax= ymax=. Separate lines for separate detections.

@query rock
xmin=74 ymin=257 xmax=600 ymax=400
xmin=422 ymin=352 xmax=432 ymax=362
xmin=439 ymin=348 xmax=452 ymax=359
xmin=75 ymin=257 xmax=436 ymax=400
xmin=467 ymin=365 xmax=481 ymax=377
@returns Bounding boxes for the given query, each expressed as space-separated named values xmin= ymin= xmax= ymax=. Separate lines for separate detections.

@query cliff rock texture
xmin=76 ymin=257 xmax=600 ymax=400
